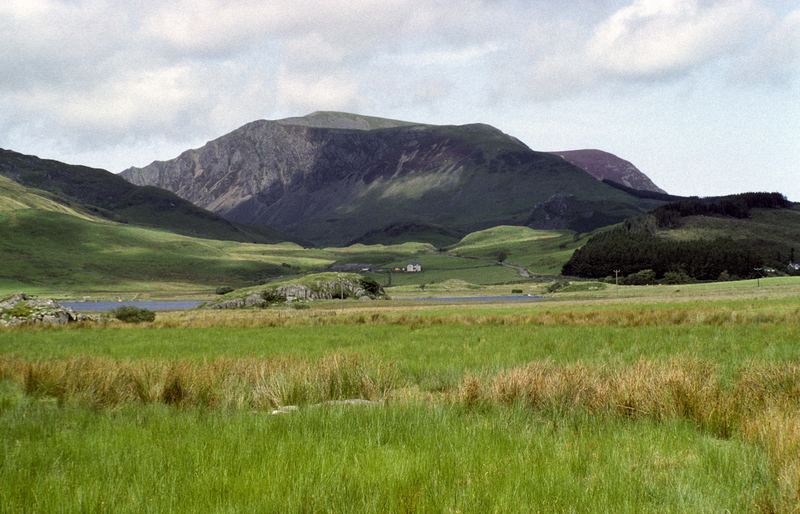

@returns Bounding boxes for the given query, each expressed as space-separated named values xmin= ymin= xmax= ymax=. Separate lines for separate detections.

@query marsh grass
xmin=3 ymin=353 xmax=800 ymax=509
xmin=0 ymin=400 xmax=779 ymax=513
xmin=0 ymin=354 xmax=398 ymax=410
xmin=148 ymin=302 xmax=800 ymax=329
xmin=4 ymin=294 xmax=800 ymax=511
xmin=455 ymin=359 xmax=800 ymax=510
xmin=2 ymin=354 xmax=800 ymax=510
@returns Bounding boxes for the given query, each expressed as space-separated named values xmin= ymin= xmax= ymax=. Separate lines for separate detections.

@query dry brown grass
xmin=0 ymin=354 xmax=398 ymax=409
xmin=455 ymin=359 xmax=800 ymax=512
xmin=3 ymin=354 xmax=799 ymax=509
xmin=136 ymin=303 xmax=800 ymax=329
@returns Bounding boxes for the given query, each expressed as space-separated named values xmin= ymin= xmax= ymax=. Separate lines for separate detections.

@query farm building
xmin=406 ymin=262 xmax=422 ymax=273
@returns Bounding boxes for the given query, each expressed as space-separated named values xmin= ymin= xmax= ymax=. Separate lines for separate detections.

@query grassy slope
xmin=0 ymin=173 xmax=598 ymax=296
xmin=448 ymin=225 xmax=592 ymax=275
xmin=0 ymin=205 xmax=567 ymax=296
xmin=663 ymin=207 xmax=800 ymax=249
xmin=0 ymin=148 xmax=290 ymax=244
xmin=0 ymin=208 xmax=334 ymax=295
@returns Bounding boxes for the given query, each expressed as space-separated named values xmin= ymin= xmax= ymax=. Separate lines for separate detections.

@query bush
xmin=621 ymin=269 xmax=657 ymax=285
xmin=546 ymin=281 xmax=569 ymax=293
xmin=496 ymin=250 xmax=508 ymax=263
xmin=661 ymin=270 xmax=694 ymax=285
xmin=260 ymin=290 xmax=284 ymax=303
xmin=511 ymin=289 xmax=523 ymax=294
xmin=4 ymin=303 xmax=33 ymax=318
xmin=359 ymin=277 xmax=383 ymax=297
xmin=111 ymin=306 xmax=155 ymax=323
xmin=215 ymin=286 xmax=234 ymax=295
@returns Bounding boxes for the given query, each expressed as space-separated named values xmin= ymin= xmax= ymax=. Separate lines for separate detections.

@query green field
xmin=0 ymin=197 xmax=578 ymax=297
xmin=2 ymin=283 xmax=800 ymax=511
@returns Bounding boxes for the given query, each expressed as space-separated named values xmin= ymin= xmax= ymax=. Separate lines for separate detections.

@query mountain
xmin=0 ymin=148 xmax=292 ymax=244
xmin=121 ymin=112 xmax=666 ymax=246
xmin=549 ymin=149 xmax=666 ymax=194
xmin=275 ymin=111 xmax=418 ymax=130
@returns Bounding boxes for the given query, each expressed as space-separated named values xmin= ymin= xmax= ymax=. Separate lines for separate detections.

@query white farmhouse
xmin=405 ymin=262 xmax=422 ymax=273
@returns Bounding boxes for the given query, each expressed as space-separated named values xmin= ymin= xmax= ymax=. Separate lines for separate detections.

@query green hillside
xmin=0 ymin=148 xmax=291 ymax=244
xmin=663 ymin=207 xmax=800 ymax=248
xmin=449 ymin=225 xmax=594 ymax=275
xmin=0 ymin=179 xmax=583 ymax=296
xmin=0 ymin=209 xmax=330 ymax=295
xmin=564 ymin=194 xmax=800 ymax=281
xmin=0 ymin=175 xmax=96 ymax=220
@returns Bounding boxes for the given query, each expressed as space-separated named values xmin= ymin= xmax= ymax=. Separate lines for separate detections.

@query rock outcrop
xmin=208 ymin=276 xmax=384 ymax=309
xmin=0 ymin=293 xmax=98 ymax=327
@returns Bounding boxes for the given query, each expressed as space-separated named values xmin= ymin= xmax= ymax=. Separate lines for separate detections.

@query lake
xmin=409 ymin=295 xmax=545 ymax=303
xmin=62 ymin=301 xmax=204 ymax=312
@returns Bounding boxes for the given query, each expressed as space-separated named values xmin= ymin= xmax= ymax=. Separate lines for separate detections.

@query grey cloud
xmin=0 ymin=0 xmax=796 ymax=169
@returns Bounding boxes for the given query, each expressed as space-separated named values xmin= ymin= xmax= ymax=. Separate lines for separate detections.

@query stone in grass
xmin=269 ymin=399 xmax=382 ymax=415
xmin=270 ymin=405 xmax=300 ymax=415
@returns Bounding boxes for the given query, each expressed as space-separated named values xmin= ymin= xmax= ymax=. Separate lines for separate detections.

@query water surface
xmin=62 ymin=301 xmax=203 ymax=312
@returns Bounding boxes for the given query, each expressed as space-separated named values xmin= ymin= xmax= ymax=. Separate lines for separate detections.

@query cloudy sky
xmin=2 ymin=0 xmax=798 ymax=198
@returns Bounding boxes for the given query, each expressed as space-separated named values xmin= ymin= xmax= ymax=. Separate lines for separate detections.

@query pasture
xmin=2 ymin=282 xmax=800 ymax=512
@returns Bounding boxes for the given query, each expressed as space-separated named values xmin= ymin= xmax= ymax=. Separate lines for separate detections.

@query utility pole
xmin=614 ymin=269 xmax=621 ymax=287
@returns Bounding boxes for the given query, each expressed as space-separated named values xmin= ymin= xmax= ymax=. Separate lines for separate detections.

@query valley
xmin=3 ymin=1 xmax=798 ymax=510
xmin=1 ymin=113 xmax=797 ymax=513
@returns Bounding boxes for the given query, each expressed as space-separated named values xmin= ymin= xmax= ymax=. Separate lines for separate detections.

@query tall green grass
xmin=0 ymin=395 xmax=778 ymax=513
xmin=3 ymin=296 xmax=800 ymax=511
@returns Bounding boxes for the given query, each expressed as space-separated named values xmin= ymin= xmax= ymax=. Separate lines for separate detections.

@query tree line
xmin=653 ymin=192 xmax=790 ymax=228
xmin=563 ymin=192 xmax=794 ymax=282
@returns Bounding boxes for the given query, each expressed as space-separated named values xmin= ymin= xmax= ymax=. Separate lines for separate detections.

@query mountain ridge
xmin=122 ymin=112 xmax=665 ymax=246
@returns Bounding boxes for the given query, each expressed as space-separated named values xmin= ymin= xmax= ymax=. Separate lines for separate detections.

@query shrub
xmin=546 ymin=281 xmax=569 ymax=293
xmin=359 ymin=277 xmax=383 ymax=296
xmin=261 ymin=289 xmax=284 ymax=303
xmin=511 ymin=289 xmax=523 ymax=294
xmin=111 ymin=306 xmax=156 ymax=323
xmin=215 ymin=286 xmax=234 ymax=295
xmin=290 ymin=302 xmax=310 ymax=310
xmin=4 ymin=303 xmax=34 ymax=318
xmin=496 ymin=250 xmax=508 ymax=263
xmin=661 ymin=270 xmax=694 ymax=285
xmin=622 ymin=269 xmax=657 ymax=285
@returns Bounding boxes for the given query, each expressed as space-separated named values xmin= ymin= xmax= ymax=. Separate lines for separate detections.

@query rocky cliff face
xmin=549 ymin=149 xmax=666 ymax=194
xmin=122 ymin=113 xmax=663 ymax=245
